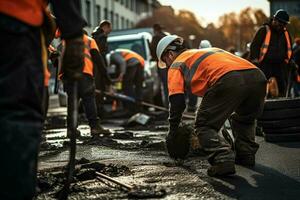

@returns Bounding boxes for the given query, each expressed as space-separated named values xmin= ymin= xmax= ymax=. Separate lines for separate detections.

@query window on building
xmin=130 ymin=0 xmax=134 ymax=11
xmin=110 ymin=11 xmax=114 ymax=24
xmin=104 ymin=8 xmax=108 ymax=19
xmin=121 ymin=17 xmax=124 ymax=29
xmin=85 ymin=0 xmax=91 ymax=26
xmin=95 ymin=5 xmax=101 ymax=26
xmin=131 ymin=22 xmax=134 ymax=28
xmin=126 ymin=0 xmax=129 ymax=8
xmin=115 ymin=14 xmax=119 ymax=30
xmin=126 ymin=19 xmax=129 ymax=28
xmin=121 ymin=0 xmax=124 ymax=5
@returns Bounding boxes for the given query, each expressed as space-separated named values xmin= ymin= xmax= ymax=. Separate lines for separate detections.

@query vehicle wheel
xmin=258 ymin=117 xmax=300 ymax=129
xmin=263 ymin=126 xmax=300 ymax=134
xmin=263 ymin=97 xmax=300 ymax=110
xmin=264 ymin=133 xmax=300 ymax=142
xmin=258 ymin=107 xmax=300 ymax=120
xmin=258 ymin=98 xmax=300 ymax=142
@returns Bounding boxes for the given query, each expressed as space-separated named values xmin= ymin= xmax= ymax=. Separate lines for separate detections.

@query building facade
xmin=268 ymin=0 xmax=300 ymax=17
xmin=81 ymin=0 xmax=160 ymax=33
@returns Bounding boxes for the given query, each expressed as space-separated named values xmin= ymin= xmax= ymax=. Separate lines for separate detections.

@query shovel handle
xmin=96 ymin=171 xmax=133 ymax=190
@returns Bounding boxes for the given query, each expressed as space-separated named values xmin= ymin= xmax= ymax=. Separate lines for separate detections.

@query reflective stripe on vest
xmin=170 ymin=49 xmax=224 ymax=90
xmin=259 ymin=25 xmax=292 ymax=63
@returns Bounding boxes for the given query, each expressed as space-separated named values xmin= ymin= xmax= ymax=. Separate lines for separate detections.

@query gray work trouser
xmin=195 ymin=69 xmax=267 ymax=165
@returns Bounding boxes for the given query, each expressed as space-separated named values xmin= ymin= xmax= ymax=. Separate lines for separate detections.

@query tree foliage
xmin=136 ymin=6 xmax=269 ymax=51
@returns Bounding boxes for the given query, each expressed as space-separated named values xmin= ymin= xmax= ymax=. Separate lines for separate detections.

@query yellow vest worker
xmin=157 ymin=35 xmax=267 ymax=177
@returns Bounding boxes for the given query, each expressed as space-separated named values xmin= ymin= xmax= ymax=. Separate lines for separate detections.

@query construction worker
xmin=150 ymin=24 xmax=169 ymax=108
xmin=198 ymin=40 xmax=212 ymax=49
xmin=107 ymin=49 xmax=145 ymax=113
xmin=0 ymin=0 xmax=86 ymax=199
xmin=92 ymin=20 xmax=112 ymax=59
xmin=92 ymin=20 xmax=112 ymax=118
xmin=62 ymin=31 xmax=111 ymax=137
xmin=250 ymin=9 xmax=293 ymax=97
xmin=156 ymin=35 xmax=267 ymax=177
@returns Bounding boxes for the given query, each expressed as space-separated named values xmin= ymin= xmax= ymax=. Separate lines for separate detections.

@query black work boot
xmin=91 ymin=123 xmax=112 ymax=137
xmin=207 ymin=162 xmax=236 ymax=177
xmin=235 ymin=155 xmax=255 ymax=167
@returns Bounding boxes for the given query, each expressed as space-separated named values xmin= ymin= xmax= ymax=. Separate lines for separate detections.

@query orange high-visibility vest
xmin=82 ymin=34 xmax=99 ymax=76
xmin=0 ymin=0 xmax=46 ymax=26
xmin=168 ymin=48 xmax=257 ymax=96
xmin=259 ymin=25 xmax=292 ymax=64
xmin=117 ymin=49 xmax=145 ymax=67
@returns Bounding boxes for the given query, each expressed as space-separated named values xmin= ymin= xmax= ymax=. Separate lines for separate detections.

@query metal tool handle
xmin=96 ymin=171 xmax=133 ymax=191
xmin=58 ymin=81 xmax=78 ymax=200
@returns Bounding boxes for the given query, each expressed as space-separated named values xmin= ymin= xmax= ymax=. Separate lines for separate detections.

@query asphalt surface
xmin=207 ymin=137 xmax=300 ymax=200
xmin=43 ymin=95 xmax=300 ymax=199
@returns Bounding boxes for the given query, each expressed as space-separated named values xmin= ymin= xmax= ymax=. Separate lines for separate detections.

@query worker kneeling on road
xmin=62 ymin=32 xmax=111 ymax=138
xmin=156 ymin=35 xmax=267 ymax=177
xmin=107 ymin=49 xmax=144 ymax=113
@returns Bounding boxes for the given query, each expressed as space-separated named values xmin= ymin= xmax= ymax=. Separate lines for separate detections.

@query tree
xmin=288 ymin=16 xmax=300 ymax=39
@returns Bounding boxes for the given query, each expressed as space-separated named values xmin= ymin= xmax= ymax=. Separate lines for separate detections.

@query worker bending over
xmin=106 ymin=49 xmax=144 ymax=113
xmin=156 ymin=35 xmax=267 ymax=177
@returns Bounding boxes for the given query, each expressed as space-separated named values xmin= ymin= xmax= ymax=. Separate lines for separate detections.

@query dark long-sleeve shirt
xmin=169 ymin=94 xmax=186 ymax=131
xmin=92 ymin=27 xmax=109 ymax=58
xmin=250 ymin=23 xmax=292 ymax=64
xmin=50 ymin=0 xmax=86 ymax=39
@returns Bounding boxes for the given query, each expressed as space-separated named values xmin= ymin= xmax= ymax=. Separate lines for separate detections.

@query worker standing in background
xmin=250 ymin=9 xmax=293 ymax=97
xmin=150 ymin=24 xmax=169 ymax=108
xmin=107 ymin=49 xmax=145 ymax=114
xmin=0 ymin=0 xmax=86 ymax=199
xmin=62 ymin=31 xmax=111 ymax=138
xmin=92 ymin=20 xmax=113 ymax=118
xmin=156 ymin=35 xmax=266 ymax=177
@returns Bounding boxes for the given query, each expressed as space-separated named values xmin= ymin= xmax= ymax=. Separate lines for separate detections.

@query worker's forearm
xmin=169 ymin=94 xmax=186 ymax=131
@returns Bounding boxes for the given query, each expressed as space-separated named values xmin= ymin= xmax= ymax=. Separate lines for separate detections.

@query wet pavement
xmin=37 ymin=95 xmax=300 ymax=199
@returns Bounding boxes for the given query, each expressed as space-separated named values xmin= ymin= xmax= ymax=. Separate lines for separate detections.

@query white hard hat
xmin=199 ymin=40 xmax=212 ymax=49
xmin=156 ymin=35 xmax=180 ymax=68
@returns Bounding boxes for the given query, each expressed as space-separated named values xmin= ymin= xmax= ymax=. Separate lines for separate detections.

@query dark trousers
xmin=64 ymin=74 xmax=98 ymax=128
xmin=122 ymin=64 xmax=143 ymax=111
xmin=158 ymin=67 xmax=169 ymax=108
xmin=0 ymin=17 xmax=43 ymax=199
xmin=259 ymin=62 xmax=288 ymax=96
xmin=195 ymin=69 xmax=266 ymax=165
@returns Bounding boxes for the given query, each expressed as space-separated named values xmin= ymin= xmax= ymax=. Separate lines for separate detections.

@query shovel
xmin=95 ymin=172 xmax=166 ymax=198
xmin=96 ymin=90 xmax=195 ymax=119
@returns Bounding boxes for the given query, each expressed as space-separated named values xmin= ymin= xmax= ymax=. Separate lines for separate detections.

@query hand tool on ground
xmin=58 ymin=81 xmax=78 ymax=200
xmin=95 ymin=90 xmax=195 ymax=119
xmin=95 ymin=171 xmax=166 ymax=198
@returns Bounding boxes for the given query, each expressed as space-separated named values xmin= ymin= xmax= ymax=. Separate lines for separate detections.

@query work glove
xmin=61 ymin=36 xmax=85 ymax=80
xmin=166 ymin=124 xmax=193 ymax=159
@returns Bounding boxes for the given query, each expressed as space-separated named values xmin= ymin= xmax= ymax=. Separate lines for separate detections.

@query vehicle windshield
xmin=108 ymin=39 xmax=146 ymax=59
